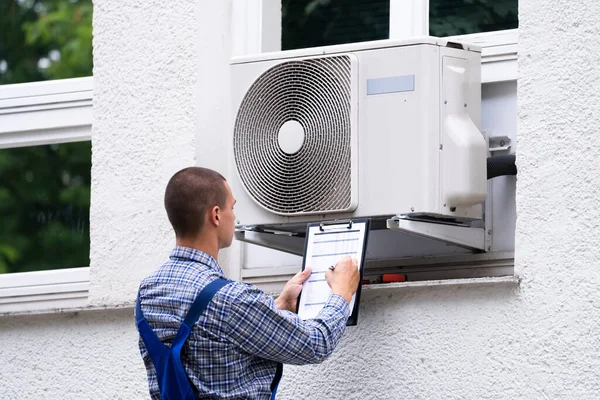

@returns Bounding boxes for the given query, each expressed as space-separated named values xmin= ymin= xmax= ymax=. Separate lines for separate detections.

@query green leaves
xmin=0 ymin=142 xmax=91 ymax=274
xmin=0 ymin=0 xmax=93 ymax=84
xmin=429 ymin=0 xmax=518 ymax=37
xmin=282 ymin=0 xmax=390 ymax=51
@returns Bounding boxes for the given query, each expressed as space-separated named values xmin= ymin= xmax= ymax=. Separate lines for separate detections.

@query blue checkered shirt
xmin=137 ymin=246 xmax=350 ymax=399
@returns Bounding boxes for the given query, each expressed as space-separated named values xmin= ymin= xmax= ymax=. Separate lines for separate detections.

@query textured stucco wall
xmin=89 ymin=0 xmax=232 ymax=305
xmin=279 ymin=283 xmax=523 ymax=400
xmin=0 ymin=309 xmax=147 ymax=399
xmin=4 ymin=0 xmax=600 ymax=399
xmin=511 ymin=0 xmax=600 ymax=395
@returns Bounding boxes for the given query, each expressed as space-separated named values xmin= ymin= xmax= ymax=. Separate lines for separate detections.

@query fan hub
xmin=277 ymin=120 xmax=305 ymax=155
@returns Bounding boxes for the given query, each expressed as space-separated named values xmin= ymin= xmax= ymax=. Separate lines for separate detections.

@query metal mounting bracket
xmin=386 ymin=217 xmax=486 ymax=251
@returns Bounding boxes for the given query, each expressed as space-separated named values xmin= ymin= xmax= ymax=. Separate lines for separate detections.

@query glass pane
xmin=0 ymin=142 xmax=91 ymax=274
xmin=0 ymin=0 xmax=93 ymax=85
xmin=282 ymin=0 xmax=390 ymax=51
xmin=430 ymin=0 xmax=518 ymax=37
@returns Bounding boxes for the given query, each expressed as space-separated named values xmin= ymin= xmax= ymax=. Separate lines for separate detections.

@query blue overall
xmin=136 ymin=278 xmax=282 ymax=400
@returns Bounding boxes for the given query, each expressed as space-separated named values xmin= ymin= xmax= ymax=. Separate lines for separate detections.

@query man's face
xmin=218 ymin=181 xmax=236 ymax=249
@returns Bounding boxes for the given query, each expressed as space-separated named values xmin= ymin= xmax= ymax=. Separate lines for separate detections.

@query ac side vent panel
xmin=233 ymin=55 xmax=358 ymax=215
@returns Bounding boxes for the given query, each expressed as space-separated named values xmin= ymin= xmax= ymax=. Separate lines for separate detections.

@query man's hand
xmin=275 ymin=268 xmax=312 ymax=312
xmin=325 ymin=256 xmax=360 ymax=304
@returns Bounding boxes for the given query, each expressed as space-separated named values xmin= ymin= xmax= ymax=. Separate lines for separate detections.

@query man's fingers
xmin=292 ymin=268 xmax=312 ymax=283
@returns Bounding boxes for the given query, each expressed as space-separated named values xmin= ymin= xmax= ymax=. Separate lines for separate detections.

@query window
xmin=282 ymin=0 xmax=390 ymax=50
xmin=0 ymin=0 xmax=93 ymax=277
xmin=0 ymin=0 xmax=93 ymax=311
xmin=0 ymin=142 xmax=91 ymax=274
xmin=282 ymin=1 xmax=518 ymax=49
xmin=429 ymin=0 xmax=518 ymax=37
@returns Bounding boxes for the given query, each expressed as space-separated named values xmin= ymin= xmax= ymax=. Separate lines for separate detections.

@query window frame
xmin=0 ymin=76 xmax=93 ymax=312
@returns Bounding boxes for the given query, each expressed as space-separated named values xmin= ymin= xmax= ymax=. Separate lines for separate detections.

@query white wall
xmin=3 ymin=0 xmax=600 ymax=399
xmin=1 ymin=309 xmax=147 ymax=399
xmin=88 ymin=0 xmax=233 ymax=305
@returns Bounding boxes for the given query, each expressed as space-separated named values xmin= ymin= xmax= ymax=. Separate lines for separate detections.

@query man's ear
xmin=209 ymin=205 xmax=220 ymax=227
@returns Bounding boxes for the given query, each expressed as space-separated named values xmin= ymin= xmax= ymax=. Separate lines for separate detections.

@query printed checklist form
xmin=297 ymin=219 xmax=371 ymax=326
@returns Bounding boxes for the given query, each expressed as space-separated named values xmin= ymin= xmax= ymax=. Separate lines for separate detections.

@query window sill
xmin=0 ymin=301 xmax=134 ymax=318
xmin=0 ymin=273 xmax=520 ymax=318
xmin=362 ymin=275 xmax=520 ymax=292
xmin=0 ymin=267 xmax=90 ymax=314
xmin=246 ymin=252 xmax=516 ymax=297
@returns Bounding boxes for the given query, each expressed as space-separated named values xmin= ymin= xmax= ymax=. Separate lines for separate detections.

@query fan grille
xmin=233 ymin=55 xmax=354 ymax=215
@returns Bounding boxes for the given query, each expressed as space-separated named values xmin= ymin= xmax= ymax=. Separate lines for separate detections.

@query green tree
xmin=0 ymin=0 xmax=92 ymax=274
xmin=0 ymin=143 xmax=91 ymax=274
xmin=430 ymin=0 xmax=518 ymax=37
xmin=0 ymin=0 xmax=93 ymax=84
xmin=282 ymin=0 xmax=390 ymax=50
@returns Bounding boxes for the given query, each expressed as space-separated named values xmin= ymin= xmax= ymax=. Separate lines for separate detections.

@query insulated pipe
xmin=487 ymin=154 xmax=517 ymax=180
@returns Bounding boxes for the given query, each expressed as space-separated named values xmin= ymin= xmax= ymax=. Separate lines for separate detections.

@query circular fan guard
xmin=233 ymin=56 xmax=353 ymax=215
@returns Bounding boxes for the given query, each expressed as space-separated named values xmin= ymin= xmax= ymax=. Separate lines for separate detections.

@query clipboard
xmin=296 ymin=218 xmax=371 ymax=326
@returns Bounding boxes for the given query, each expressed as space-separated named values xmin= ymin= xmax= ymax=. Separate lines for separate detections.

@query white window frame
xmin=231 ymin=0 xmax=281 ymax=57
xmin=229 ymin=0 xmax=517 ymax=290
xmin=0 ymin=76 xmax=93 ymax=312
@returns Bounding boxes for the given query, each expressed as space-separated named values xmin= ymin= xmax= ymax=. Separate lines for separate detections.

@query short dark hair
xmin=164 ymin=167 xmax=228 ymax=238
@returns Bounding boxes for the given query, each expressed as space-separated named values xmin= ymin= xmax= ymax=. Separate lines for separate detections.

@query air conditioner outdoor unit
xmin=229 ymin=37 xmax=486 ymax=232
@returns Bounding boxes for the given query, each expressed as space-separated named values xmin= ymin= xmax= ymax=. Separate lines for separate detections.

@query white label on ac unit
xmin=366 ymin=75 xmax=415 ymax=95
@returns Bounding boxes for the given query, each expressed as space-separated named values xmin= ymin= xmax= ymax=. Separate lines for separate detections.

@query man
xmin=136 ymin=166 xmax=360 ymax=399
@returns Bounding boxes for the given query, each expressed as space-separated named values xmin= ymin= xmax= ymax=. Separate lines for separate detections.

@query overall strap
xmin=135 ymin=290 xmax=145 ymax=323
xmin=135 ymin=290 xmax=168 ymax=369
xmin=136 ymin=278 xmax=231 ymax=400
xmin=270 ymin=362 xmax=283 ymax=400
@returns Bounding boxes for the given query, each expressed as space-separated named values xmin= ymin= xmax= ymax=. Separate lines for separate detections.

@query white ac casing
xmin=229 ymin=37 xmax=486 ymax=228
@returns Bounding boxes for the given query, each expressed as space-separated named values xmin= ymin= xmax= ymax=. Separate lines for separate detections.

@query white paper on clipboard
xmin=297 ymin=219 xmax=369 ymax=321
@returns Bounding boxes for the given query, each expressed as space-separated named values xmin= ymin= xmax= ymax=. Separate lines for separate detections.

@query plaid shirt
xmin=137 ymin=246 xmax=350 ymax=399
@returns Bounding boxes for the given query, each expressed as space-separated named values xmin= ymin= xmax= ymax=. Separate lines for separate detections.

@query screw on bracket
xmin=489 ymin=135 xmax=511 ymax=153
